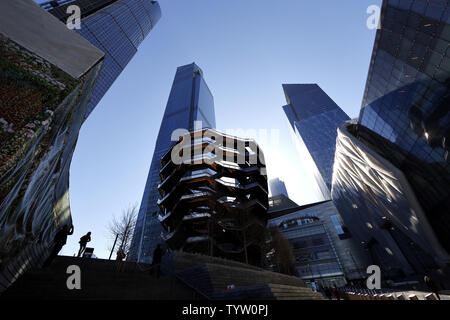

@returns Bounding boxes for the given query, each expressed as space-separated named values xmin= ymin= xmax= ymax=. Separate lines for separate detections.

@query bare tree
xmin=107 ymin=203 xmax=138 ymax=260
xmin=264 ymin=227 xmax=296 ymax=276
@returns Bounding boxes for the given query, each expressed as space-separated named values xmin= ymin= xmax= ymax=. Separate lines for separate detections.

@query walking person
xmin=151 ymin=244 xmax=163 ymax=278
xmin=333 ymin=285 xmax=341 ymax=300
xmin=324 ymin=287 xmax=332 ymax=300
xmin=77 ymin=232 xmax=91 ymax=257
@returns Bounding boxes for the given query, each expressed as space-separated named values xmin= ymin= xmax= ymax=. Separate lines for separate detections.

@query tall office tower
xmin=42 ymin=0 xmax=161 ymax=118
xmin=269 ymin=177 xmax=289 ymax=197
xmin=129 ymin=63 xmax=216 ymax=263
xmin=0 ymin=0 xmax=104 ymax=292
xmin=332 ymin=0 xmax=450 ymax=283
xmin=157 ymin=128 xmax=268 ymax=265
xmin=282 ymin=84 xmax=350 ymax=199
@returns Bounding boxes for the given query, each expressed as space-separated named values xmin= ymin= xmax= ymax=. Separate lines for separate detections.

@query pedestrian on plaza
xmin=43 ymin=224 xmax=74 ymax=267
xmin=77 ymin=231 xmax=91 ymax=257
xmin=324 ymin=287 xmax=332 ymax=300
xmin=151 ymin=244 xmax=163 ymax=278
xmin=333 ymin=285 xmax=341 ymax=300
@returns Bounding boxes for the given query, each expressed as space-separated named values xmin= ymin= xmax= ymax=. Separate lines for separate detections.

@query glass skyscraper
xmin=282 ymin=84 xmax=350 ymax=199
xmin=269 ymin=177 xmax=289 ymax=197
xmin=128 ymin=63 xmax=216 ymax=263
xmin=357 ymin=0 xmax=450 ymax=245
xmin=42 ymin=0 xmax=161 ymax=118
xmin=332 ymin=0 xmax=450 ymax=283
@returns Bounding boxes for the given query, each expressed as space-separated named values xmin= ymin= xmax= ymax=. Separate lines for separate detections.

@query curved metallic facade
xmin=331 ymin=0 xmax=450 ymax=284
xmin=157 ymin=129 xmax=268 ymax=265
xmin=357 ymin=0 xmax=450 ymax=257
xmin=0 ymin=0 xmax=160 ymax=292
xmin=332 ymin=121 xmax=449 ymax=279
xmin=0 ymin=0 xmax=104 ymax=291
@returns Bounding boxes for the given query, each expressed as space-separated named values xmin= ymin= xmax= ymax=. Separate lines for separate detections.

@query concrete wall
xmin=0 ymin=0 xmax=104 ymax=78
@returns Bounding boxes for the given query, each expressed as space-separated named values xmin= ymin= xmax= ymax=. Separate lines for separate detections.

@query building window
xmin=312 ymin=237 xmax=325 ymax=246
xmin=331 ymin=215 xmax=351 ymax=239
xmin=316 ymin=251 xmax=331 ymax=260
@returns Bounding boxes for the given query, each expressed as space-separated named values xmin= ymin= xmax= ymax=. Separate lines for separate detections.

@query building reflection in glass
xmin=332 ymin=0 xmax=450 ymax=284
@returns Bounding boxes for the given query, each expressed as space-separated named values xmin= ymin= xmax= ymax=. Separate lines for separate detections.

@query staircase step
xmin=1 ymin=257 xmax=199 ymax=300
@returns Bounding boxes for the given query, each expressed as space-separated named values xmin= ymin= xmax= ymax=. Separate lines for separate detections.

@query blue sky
xmin=61 ymin=0 xmax=381 ymax=258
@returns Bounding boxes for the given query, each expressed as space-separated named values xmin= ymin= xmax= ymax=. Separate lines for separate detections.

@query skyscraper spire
xmin=282 ymin=84 xmax=350 ymax=199
xmin=128 ymin=63 xmax=216 ymax=263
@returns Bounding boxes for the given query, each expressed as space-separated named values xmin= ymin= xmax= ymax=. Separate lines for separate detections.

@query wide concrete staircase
xmin=173 ymin=251 xmax=323 ymax=300
xmin=1 ymin=252 xmax=323 ymax=300
xmin=1 ymin=256 xmax=198 ymax=300
xmin=212 ymin=283 xmax=324 ymax=300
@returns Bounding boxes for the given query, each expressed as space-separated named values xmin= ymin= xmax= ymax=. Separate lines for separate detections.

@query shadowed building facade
xmin=42 ymin=0 xmax=161 ymax=118
xmin=267 ymin=196 xmax=366 ymax=288
xmin=331 ymin=0 xmax=450 ymax=284
xmin=282 ymin=84 xmax=350 ymax=200
xmin=128 ymin=63 xmax=216 ymax=263
xmin=156 ymin=129 xmax=268 ymax=265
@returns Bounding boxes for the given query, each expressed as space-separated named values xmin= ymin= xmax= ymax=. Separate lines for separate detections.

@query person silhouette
xmin=324 ymin=287 xmax=332 ymax=300
xmin=77 ymin=232 xmax=91 ymax=257
xmin=116 ymin=247 xmax=126 ymax=261
xmin=151 ymin=244 xmax=163 ymax=278
xmin=43 ymin=224 xmax=74 ymax=267
xmin=333 ymin=285 xmax=341 ymax=300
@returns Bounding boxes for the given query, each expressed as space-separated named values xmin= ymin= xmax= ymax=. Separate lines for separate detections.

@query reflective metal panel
xmin=332 ymin=121 xmax=449 ymax=279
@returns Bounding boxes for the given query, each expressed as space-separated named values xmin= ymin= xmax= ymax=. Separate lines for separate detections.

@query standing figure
xmin=151 ymin=244 xmax=163 ymax=278
xmin=324 ymin=287 xmax=332 ymax=300
xmin=77 ymin=232 xmax=91 ymax=257
xmin=333 ymin=285 xmax=341 ymax=300
xmin=43 ymin=224 xmax=74 ymax=267
xmin=116 ymin=247 xmax=126 ymax=261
